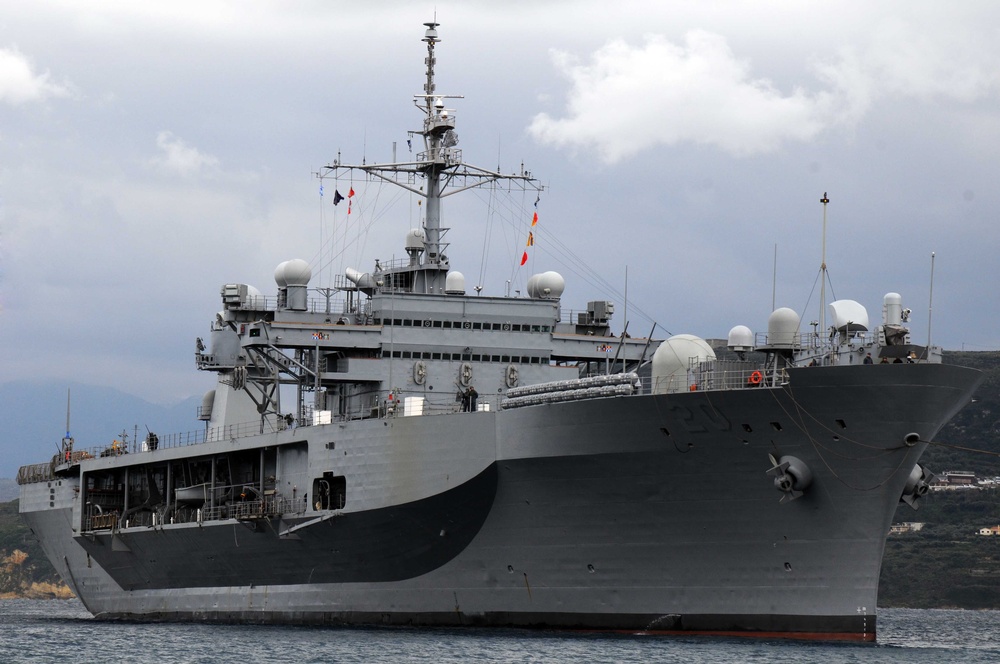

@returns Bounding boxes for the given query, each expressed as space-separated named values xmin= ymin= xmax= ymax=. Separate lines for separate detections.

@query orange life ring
xmin=748 ymin=371 xmax=763 ymax=386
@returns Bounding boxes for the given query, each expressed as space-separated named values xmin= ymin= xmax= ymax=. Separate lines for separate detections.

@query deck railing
xmin=82 ymin=485 xmax=307 ymax=532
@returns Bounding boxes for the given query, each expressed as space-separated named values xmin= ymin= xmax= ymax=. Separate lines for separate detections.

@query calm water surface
xmin=1 ymin=600 xmax=997 ymax=663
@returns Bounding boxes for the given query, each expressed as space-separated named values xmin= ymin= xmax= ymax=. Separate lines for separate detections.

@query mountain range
xmin=0 ymin=381 xmax=203 ymax=480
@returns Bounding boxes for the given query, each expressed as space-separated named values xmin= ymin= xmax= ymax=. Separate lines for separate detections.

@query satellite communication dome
xmin=526 ymin=274 xmax=539 ymax=297
xmin=651 ymin=334 xmax=717 ymax=394
xmin=527 ymin=271 xmax=565 ymax=299
xmin=445 ymin=271 xmax=466 ymax=294
xmin=274 ymin=260 xmax=289 ymax=287
xmin=767 ymin=308 xmax=800 ymax=347
xmin=405 ymin=228 xmax=426 ymax=251
xmin=727 ymin=325 xmax=754 ymax=352
xmin=280 ymin=259 xmax=312 ymax=286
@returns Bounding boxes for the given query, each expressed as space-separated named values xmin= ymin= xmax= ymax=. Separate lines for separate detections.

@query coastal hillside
xmin=880 ymin=489 xmax=1000 ymax=608
xmin=924 ymin=351 xmax=1000 ymax=477
xmin=0 ymin=500 xmax=73 ymax=599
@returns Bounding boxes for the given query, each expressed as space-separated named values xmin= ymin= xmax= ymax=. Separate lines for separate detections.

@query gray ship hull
xmin=19 ymin=363 xmax=979 ymax=640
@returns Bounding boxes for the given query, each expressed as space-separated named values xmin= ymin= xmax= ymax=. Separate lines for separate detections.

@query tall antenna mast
xmin=819 ymin=192 xmax=830 ymax=338
xmin=420 ymin=20 xmax=446 ymax=269
xmin=771 ymin=243 xmax=777 ymax=311
xmin=61 ymin=387 xmax=74 ymax=461
xmin=317 ymin=21 xmax=542 ymax=295
xmin=927 ymin=251 xmax=936 ymax=354
xmin=65 ymin=388 xmax=72 ymax=440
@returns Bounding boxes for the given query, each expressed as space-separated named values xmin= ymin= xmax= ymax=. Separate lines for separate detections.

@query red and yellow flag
xmin=519 ymin=205 xmax=539 ymax=266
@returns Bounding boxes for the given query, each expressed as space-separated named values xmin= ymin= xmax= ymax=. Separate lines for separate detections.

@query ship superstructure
xmin=18 ymin=22 xmax=981 ymax=641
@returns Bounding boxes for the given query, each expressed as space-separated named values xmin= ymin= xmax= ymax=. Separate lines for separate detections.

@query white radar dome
xmin=281 ymin=258 xmax=312 ymax=286
xmin=527 ymin=271 xmax=565 ymax=299
xmin=767 ymin=308 xmax=800 ymax=347
xmin=274 ymin=260 xmax=289 ymax=287
xmin=651 ymin=334 xmax=717 ymax=394
xmin=445 ymin=271 xmax=466 ymax=294
xmin=405 ymin=228 xmax=426 ymax=251
xmin=727 ymin=325 xmax=754 ymax=352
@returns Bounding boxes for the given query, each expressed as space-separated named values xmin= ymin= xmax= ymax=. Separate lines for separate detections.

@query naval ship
xmin=18 ymin=22 xmax=981 ymax=641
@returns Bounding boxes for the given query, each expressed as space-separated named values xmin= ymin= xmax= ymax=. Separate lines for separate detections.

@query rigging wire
xmin=477 ymin=182 xmax=498 ymax=291
xmin=799 ymin=267 xmax=838 ymax=332
xmin=921 ymin=439 xmax=1000 ymax=458
xmin=318 ymin=181 xmax=328 ymax=288
xmin=767 ymin=386 xmax=911 ymax=491
xmin=468 ymin=187 xmax=663 ymax=330
xmin=317 ymin=167 xmax=667 ymax=333
xmin=311 ymin=174 xmax=408 ymax=281
xmin=506 ymin=186 xmax=532 ymax=289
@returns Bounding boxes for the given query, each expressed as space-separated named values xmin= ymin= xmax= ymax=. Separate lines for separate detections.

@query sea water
xmin=1 ymin=600 xmax=997 ymax=663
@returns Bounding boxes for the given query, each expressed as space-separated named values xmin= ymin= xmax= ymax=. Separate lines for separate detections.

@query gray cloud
xmin=0 ymin=45 xmax=71 ymax=105
xmin=529 ymin=17 xmax=1000 ymax=163
xmin=528 ymin=31 xmax=857 ymax=162
xmin=152 ymin=131 xmax=221 ymax=177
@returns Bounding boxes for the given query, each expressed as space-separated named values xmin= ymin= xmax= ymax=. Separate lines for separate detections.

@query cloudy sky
xmin=2 ymin=1 xmax=999 ymax=411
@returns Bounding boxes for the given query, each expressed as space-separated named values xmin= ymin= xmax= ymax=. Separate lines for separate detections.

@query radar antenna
xmin=819 ymin=192 xmax=830 ymax=337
